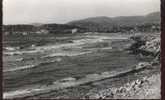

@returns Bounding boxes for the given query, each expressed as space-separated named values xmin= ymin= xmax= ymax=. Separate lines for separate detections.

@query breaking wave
xmin=42 ymin=51 xmax=93 ymax=58
xmin=3 ymin=64 xmax=38 ymax=72
xmin=3 ymin=35 xmax=116 ymax=56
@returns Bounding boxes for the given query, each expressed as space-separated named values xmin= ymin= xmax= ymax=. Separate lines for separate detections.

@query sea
xmin=3 ymin=33 xmax=156 ymax=99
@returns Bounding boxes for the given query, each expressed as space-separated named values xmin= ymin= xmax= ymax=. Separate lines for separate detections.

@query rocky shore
xmin=129 ymin=33 xmax=160 ymax=61
xmin=84 ymin=33 xmax=161 ymax=99
xmin=85 ymin=69 xmax=160 ymax=99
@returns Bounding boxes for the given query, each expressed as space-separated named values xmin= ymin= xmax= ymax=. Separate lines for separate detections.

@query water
xmin=3 ymin=33 xmax=153 ymax=98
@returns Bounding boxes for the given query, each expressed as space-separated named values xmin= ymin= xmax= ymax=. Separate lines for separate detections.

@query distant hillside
xmin=3 ymin=25 xmax=36 ymax=32
xmin=3 ymin=12 xmax=160 ymax=35
xmin=145 ymin=12 xmax=160 ymax=23
xmin=40 ymin=24 xmax=85 ymax=33
xmin=67 ymin=16 xmax=115 ymax=32
xmin=67 ymin=12 xmax=160 ymax=32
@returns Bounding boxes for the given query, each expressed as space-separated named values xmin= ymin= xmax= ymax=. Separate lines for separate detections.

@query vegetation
xmin=3 ymin=12 xmax=160 ymax=35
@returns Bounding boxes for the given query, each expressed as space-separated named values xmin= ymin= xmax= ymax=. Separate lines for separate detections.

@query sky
xmin=3 ymin=0 xmax=160 ymax=24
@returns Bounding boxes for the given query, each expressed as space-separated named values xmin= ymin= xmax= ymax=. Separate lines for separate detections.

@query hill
xmin=67 ymin=12 xmax=160 ymax=32
xmin=3 ymin=12 xmax=160 ymax=35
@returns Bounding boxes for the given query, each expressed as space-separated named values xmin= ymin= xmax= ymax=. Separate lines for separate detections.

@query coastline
xmin=86 ymin=67 xmax=160 ymax=99
xmin=86 ymin=33 xmax=161 ymax=99
xmin=3 ymin=33 xmax=161 ymax=99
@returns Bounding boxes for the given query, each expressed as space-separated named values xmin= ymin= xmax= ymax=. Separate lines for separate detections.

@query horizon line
xmin=3 ymin=11 xmax=160 ymax=25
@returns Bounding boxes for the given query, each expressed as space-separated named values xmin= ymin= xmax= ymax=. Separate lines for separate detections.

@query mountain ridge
xmin=3 ymin=11 xmax=160 ymax=34
xmin=67 ymin=11 xmax=160 ymax=31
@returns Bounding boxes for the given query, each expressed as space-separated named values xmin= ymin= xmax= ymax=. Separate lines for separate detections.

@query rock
xmin=135 ymin=62 xmax=151 ymax=70
xmin=151 ymin=61 xmax=159 ymax=66
xmin=129 ymin=35 xmax=160 ymax=64
xmin=135 ymin=79 xmax=141 ymax=85
xmin=131 ymin=81 xmax=136 ymax=88
xmin=90 ymin=94 xmax=100 ymax=99
xmin=120 ymin=87 xmax=127 ymax=93
xmin=139 ymin=38 xmax=160 ymax=53
xmin=101 ymin=73 xmax=159 ymax=98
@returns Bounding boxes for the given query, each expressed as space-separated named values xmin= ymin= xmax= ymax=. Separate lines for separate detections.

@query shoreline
xmin=4 ymin=61 xmax=152 ymax=99
xmin=88 ymin=33 xmax=161 ymax=99
xmin=3 ymin=33 xmax=160 ymax=99
xmin=86 ymin=73 xmax=160 ymax=99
